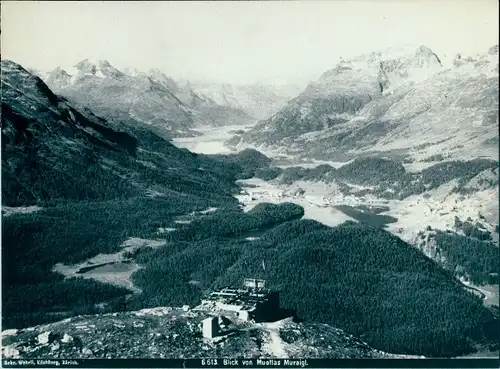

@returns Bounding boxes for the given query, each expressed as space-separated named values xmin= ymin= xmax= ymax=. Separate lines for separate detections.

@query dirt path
xmin=460 ymin=278 xmax=500 ymax=307
xmin=259 ymin=321 xmax=289 ymax=358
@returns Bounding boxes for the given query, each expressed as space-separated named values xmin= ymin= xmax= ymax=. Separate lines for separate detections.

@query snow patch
xmin=245 ymin=237 xmax=260 ymax=241
xmin=1 ymin=329 xmax=19 ymax=337
xmin=174 ymin=219 xmax=192 ymax=224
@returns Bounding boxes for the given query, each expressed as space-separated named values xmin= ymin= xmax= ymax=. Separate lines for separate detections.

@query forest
xmin=430 ymin=230 xmax=499 ymax=285
xmin=254 ymin=166 xmax=284 ymax=181
xmin=167 ymin=202 xmax=304 ymax=242
xmin=453 ymin=216 xmax=493 ymax=241
xmin=1 ymin=194 xmax=229 ymax=329
xmin=209 ymin=148 xmax=273 ymax=179
xmin=274 ymin=157 xmax=499 ymax=200
xmin=278 ymin=164 xmax=337 ymax=185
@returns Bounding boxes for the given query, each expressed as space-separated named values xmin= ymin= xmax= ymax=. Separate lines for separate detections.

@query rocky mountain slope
xmin=1 ymin=307 xmax=402 ymax=359
xmin=240 ymin=45 xmax=499 ymax=162
xmin=37 ymin=59 xmax=254 ymax=139
xmin=1 ymin=60 xmax=137 ymax=206
xmin=40 ymin=59 xmax=197 ymax=139
xmin=129 ymin=68 xmax=256 ymax=128
xmin=0 ymin=60 xmax=246 ymax=207
xmin=184 ymin=81 xmax=302 ymax=120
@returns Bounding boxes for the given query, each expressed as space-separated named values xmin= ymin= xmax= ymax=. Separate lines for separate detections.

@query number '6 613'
xmin=202 ymin=359 xmax=218 ymax=366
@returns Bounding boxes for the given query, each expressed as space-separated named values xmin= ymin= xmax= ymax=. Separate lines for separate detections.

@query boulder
xmin=37 ymin=331 xmax=56 ymax=345
xmin=61 ymin=333 xmax=74 ymax=343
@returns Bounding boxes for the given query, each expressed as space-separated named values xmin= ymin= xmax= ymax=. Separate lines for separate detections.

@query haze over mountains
xmin=182 ymin=81 xmax=303 ymax=120
xmin=2 ymin=40 xmax=499 ymax=360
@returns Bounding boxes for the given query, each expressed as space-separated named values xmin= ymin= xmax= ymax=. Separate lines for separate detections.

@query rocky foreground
xmin=1 ymin=307 xmax=409 ymax=359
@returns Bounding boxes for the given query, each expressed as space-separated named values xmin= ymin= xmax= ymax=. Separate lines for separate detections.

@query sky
xmin=1 ymin=0 xmax=498 ymax=85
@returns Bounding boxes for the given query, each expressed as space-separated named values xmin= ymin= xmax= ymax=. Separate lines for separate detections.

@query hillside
xmin=143 ymin=72 xmax=256 ymax=128
xmin=240 ymin=45 xmax=499 ymax=162
xmin=2 ymin=60 xmax=138 ymax=206
xmin=1 ymin=307 xmax=400 ymax=359
xmin=1 ymin=60 xmax=254 ymax=207
xmin=44 ymin=59 xmax=198 ymax=139
xmin=83 ymin=204 xmax=497 ymax=357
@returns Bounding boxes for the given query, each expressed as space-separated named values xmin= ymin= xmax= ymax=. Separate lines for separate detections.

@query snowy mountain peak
xmin=360 ymin=44 xmax=441 ymax=64
xmin=185 ymin=81 xmax=302 ymax=120
xmin=46 ymin=67 xmax=72 ymax=89
xmin=122 ymin=67 xmax=143 ymax=77
xmin=242 ymin=44 xmax=498 ymax=159
xmin=74 ymin=58 xmax=110 ymax=71
xmin=72 ymin=58 xmax=124 ymax=80
xmin=305 ymin=45 xmax=443 ymax=105
xmin=47 ymin=66 xmax=71 ymax=79
xmin=315 ymin=44 xmax=443 ymax=95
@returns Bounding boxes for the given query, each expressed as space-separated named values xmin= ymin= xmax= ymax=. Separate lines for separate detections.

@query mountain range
xmin=239 ymin=45 xmax=499 ymax=163
xmin=33 ymin=59 xmax=255 ymax=139
xmin=28 ymin=60 xmax=301 ymax=141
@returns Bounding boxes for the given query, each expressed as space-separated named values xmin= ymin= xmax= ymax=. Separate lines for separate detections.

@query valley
xmin=175 ymin=123 xmax=498 ymax=236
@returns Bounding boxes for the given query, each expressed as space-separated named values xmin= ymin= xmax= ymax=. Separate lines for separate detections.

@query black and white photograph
xmin=1 ymin=0 xmax=499 ymax=367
